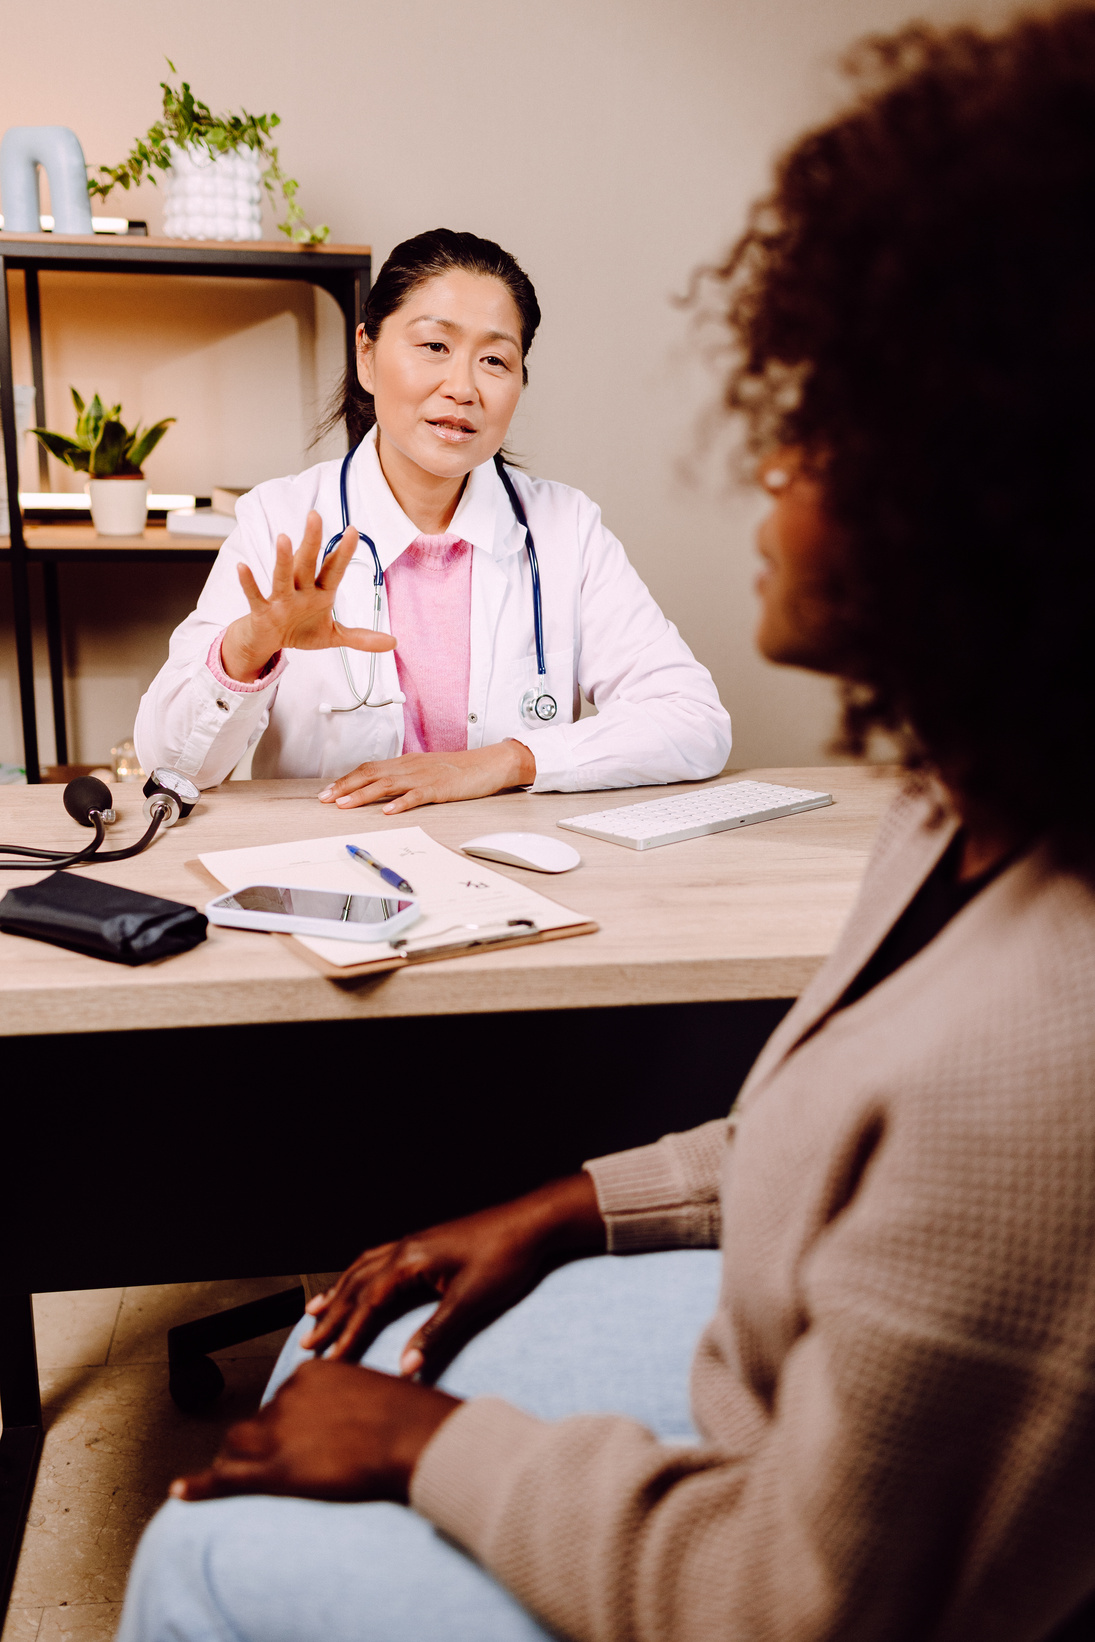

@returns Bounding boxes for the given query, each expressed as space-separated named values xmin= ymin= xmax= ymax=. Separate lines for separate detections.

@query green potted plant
xmin=33 ymin=389 xmax=174 ymax=536
xmin=89 ymin=64 xmax=329 ymax=245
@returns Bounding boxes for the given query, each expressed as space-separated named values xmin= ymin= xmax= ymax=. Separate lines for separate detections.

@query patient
xmin=118 ymin=8 xmax=1095 ymax=1639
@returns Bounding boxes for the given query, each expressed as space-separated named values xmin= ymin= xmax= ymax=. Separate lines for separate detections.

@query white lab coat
xmin=134 ymin=430 xmax=732 ymax=792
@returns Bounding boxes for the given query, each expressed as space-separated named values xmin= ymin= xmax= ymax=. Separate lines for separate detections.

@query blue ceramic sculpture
xmin=1 ymin=126 xmax=93 ymax=234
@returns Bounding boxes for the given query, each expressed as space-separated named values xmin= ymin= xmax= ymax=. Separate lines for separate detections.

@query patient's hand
xmin=303 ymin=1173 xmax=606 ymax=1381
xmin=171 ymin=1360 xmax=458 ymax=1504
xmin=318 ymin=740 xmax=535 ymax=814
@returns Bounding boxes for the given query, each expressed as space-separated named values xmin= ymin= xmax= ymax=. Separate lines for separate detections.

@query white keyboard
xmin=557 ymin=780 xmax=833 ymax=851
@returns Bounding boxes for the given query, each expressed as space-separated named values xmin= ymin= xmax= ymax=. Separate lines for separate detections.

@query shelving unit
xmin=6 ymin=524 xmax=219 ymax=556
xmin=0 ymin=232 xmax=372 ymax=781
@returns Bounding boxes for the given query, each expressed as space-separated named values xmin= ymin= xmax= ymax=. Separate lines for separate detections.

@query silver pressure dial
xmin=143 ymin=767 xmax=200 ymax=828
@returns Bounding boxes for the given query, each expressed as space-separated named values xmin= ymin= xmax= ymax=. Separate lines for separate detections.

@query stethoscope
xmin=317 ymin=445 xmax=558 ymax=727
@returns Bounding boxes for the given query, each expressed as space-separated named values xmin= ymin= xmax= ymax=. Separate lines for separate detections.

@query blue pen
xmin=346 ymin=843 xmax=415 ymax=895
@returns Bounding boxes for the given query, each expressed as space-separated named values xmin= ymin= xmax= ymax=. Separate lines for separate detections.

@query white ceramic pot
xmin=86 ymin=477 xmax=149 ymax=536
xmin=163 ymin=142 xmax=263 ymax=241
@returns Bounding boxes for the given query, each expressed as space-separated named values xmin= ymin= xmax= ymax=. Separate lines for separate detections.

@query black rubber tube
xmin=0 ymin=811 xmax=107 ymax=870
xmin=69 ymin=807 xmax=166 ymax=865
xmin=0 ymin=804 xmax=169 ymax=872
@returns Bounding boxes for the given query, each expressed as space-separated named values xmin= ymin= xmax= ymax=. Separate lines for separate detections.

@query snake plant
xmin=32 ymin=389 xmax=175 ymax=478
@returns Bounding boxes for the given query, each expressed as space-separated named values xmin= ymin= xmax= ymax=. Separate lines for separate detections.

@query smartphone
xmin=206 ymin=884 xmax=420 ymax=943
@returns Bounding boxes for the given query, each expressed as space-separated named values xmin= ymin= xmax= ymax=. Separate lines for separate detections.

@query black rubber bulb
xmin=64 ymin=776 xmax=113 ymax=827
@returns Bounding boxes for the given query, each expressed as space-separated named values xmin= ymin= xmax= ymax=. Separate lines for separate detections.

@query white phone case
xmin=205 ymin=885 xmax=420 ymax=944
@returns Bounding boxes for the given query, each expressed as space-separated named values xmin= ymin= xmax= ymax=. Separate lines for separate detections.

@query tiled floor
xmin=2 ymin=1277 xmax=298 ymax=1642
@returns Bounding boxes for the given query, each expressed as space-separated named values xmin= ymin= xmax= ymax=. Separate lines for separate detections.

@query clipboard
xmin=191 ymin=825 xmax=598 ymax=979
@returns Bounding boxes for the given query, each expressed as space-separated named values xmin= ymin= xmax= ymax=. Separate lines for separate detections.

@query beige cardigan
xmin=411 ymin=788 xmax=1095 ymax=1641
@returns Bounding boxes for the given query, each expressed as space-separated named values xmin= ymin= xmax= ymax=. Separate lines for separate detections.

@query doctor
xmin=135 ymin=229 xmax=731 ymax=809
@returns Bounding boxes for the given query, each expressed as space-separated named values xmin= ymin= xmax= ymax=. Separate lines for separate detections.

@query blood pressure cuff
xmin=0 ymin=872 xmax=208 ymax=965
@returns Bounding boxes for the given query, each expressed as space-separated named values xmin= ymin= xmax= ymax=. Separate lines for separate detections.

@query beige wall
xmin=0 ymin=0 xmax=1005 ymax=770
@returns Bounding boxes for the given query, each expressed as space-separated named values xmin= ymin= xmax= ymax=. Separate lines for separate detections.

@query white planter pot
xmin=86 ymin=478 xmax=149 ymax=536
xmin=163 ymin=142 xmax=263 ymax=241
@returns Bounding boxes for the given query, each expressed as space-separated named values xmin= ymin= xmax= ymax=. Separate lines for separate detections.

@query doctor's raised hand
xmin=218 ymin=511 xmax=396 ymax=685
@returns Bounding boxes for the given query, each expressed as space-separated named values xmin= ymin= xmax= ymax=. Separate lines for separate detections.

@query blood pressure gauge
xmin=142 ymin=767 xmax=200 ymax=829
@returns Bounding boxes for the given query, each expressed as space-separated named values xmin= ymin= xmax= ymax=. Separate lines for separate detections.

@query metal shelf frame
xmin=0 ymin=233 xmax=371 ymax=780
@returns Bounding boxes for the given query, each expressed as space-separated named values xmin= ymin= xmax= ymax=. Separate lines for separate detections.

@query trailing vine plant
xmin=88 ymin=62 xmax=330 ymax=244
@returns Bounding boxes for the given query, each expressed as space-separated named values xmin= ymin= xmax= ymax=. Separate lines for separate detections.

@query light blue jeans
xmin=117 ymin=1250 xmax=721 ymax=1642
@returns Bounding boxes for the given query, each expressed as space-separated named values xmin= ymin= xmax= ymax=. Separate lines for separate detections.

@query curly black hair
xmin=717 ymin=6 xmax=1095 ymax=858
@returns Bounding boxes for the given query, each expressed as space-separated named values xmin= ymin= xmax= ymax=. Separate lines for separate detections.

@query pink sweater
xmin=384 ymin=534 xmax=473 ymax=754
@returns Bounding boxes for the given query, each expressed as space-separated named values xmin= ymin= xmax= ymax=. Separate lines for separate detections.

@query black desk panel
xmin=0 ymin=999 xmax=789 ymax=1291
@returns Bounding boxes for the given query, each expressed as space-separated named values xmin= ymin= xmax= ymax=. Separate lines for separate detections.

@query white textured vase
xmin=163 ymin=142 xmax=262 ymax=241
xmin=86 ymin=478 xmax=149 ymax=536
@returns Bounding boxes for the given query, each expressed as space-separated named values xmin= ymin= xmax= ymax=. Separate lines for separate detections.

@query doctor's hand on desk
xmin=219 ymin=510 xmax=397 ymax=684
xmin=302 ymin=1173 xmax=606 ymax=1382
xmin=318 ymin=739 xmax=536 ymax=813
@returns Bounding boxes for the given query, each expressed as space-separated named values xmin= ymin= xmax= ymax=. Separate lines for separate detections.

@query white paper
xmin=199 ymin=825 xmax=589 ymax=967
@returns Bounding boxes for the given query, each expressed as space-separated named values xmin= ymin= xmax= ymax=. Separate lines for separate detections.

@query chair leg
xmin=167 ymin=1286 xmax=305 ymax=1413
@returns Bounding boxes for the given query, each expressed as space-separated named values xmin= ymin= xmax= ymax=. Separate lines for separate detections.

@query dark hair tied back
xmin=326 ymin=228 xmax=541 ymax=449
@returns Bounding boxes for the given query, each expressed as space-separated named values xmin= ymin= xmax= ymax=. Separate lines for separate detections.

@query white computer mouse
xmin=460 ymin=832 xmax=582 ymax=873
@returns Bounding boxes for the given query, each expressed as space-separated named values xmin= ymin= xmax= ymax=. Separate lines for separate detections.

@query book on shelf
xmin=212 ymin=487 xmax=247 ymax=517
xmin=166 ymin=508 xmax=234 ymax=539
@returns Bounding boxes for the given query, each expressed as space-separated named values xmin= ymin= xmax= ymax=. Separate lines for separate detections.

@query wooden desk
xmin=0 ymin=765 xmax=895 ymax=1037
xmin=0 ymin=762 xmax=898 ymax=1273
xmin=0 ymin=765 xmax=895 ymax=1611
